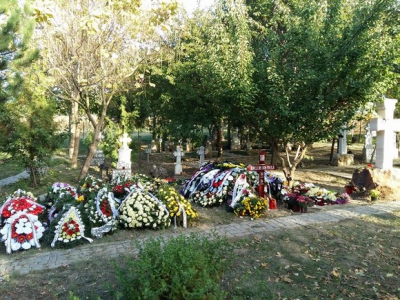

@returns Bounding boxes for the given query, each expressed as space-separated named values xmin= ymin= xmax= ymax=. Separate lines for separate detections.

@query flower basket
xmin=234 ymin=196 xmax=269 ymax=219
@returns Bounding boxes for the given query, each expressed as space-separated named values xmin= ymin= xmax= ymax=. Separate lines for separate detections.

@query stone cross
xmin=145 ymin=145 xmax=151 ymax=162
xmin=369 ymin=98 xmax=400 ymax=169
xmin=173 ymin=146 xmax=184 ymax=174
xmin=119 ymin=132 xmax=131 ymax=149
xmin=197 ymin=146 xmax=205 ymax=167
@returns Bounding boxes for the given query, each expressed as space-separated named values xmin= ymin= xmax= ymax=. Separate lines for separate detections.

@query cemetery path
xmin=0 ymin=170 xmax=29 ymax=187
xmin=0 ymin=199 xmax=399 ymax=278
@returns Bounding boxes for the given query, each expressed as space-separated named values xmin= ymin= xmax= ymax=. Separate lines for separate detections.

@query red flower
xmin=26 ymin=233 xmax=33 ymax=240
xmin=100 ymin=199 xmax=112 ymax=217
xmin=2 ymin=209 xmax=11 ymax=218
xmin=17 ymin=235 xmax=26 ymax=243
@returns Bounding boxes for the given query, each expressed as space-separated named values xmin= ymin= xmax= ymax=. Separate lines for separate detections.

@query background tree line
xmin=0 ymin=0 xmax=399 ymax=185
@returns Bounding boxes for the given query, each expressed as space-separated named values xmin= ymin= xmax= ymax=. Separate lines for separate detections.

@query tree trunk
xmin=329 ymin=137 xmax=336 ymax=162
xmin=227 ymin=121 xmax=231 ymax=150
xmin=78 ymin=110 xmax=106 ymax=181
xmin=272 ymin=140 xmax=308 ymax=187
xmin=216 ymin=121 xmax=223 ymax=159
xmin=29 ymin=165 xmax=37 ymax=188
xmin=68 ymin=101 xmax=79 ymax=165
xmin=71 ymin=125 xmax=81 ymax=169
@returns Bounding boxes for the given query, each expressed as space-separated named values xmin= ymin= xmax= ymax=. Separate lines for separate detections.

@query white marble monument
xmin=369 ymin=98 xmax=400 ymax=169
xmin=112 ymin=133 xmax=132 ymax=180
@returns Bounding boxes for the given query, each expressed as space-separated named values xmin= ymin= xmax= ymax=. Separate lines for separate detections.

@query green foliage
xmin=248 ymin=0 xmax=399 ymax=145
xmin=114 ymin=233 xmax=233 ymax=300
xmin=0 ymin=84 xmax=66 ymax=186
xmin=100 ymin=118 xmax=122 ymax=167
xmin=0 ymin=0 xmax=38 ymax=103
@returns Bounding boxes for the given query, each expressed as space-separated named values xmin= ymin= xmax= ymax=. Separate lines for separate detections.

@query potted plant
xmin=369 ymin=189 xmax=380 ymax=201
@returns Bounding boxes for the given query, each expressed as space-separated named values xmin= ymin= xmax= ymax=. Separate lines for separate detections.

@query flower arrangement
xmin=83 ymin=187 xmax=119 ymax=234
xmin=344 ymin=182 xmax=357 ymax=194
xmin=45 ymin=182 xmax=82 ymax=224
xmin=234 ymin=196 xmax=269 ymax=219
xmin=77 ymin=175 xmax=103 ymax=202
xmin=0 ymin=196 xmax=44 ymax=220
xmin=297 ymin=195 xmax=314 ymax=208
xmin=111 ymin=178 xmax=136 ymax=200
xmin=369 ymin=189 xmax=380 ymax=200
xmin=51 ymin=206 xmax=93 ymax=247
xmin=191 ymin=191 xmax=219 ymax=207
xmin=118 ymin=191 xmax=170 ymax=229
xmin=335 ymin=193 xmax=351 ymax=204
xmin=157 ymin=185 xmax=198 ymax=228
xmin=323 ymin=191 xmax=338 ymax=204
xmin=0 ymin=212 xmax=45 ymax=253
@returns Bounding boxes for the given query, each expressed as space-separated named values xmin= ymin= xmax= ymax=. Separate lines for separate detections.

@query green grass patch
xmin=0 ymin=155 xmax=25 ymax=180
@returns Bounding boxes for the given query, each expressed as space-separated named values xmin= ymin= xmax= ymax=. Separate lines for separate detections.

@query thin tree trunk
xmin=216 ymin=120 xmax=223 ymax=159
xmin=78 ymin=109 xmax=107 ymax=181
xmin=68 ymin=101 xmax=79 ymax=165
xmin=29 ymin=165 xmax=37 ymax=187
xmin=272 ymin=140 xmax=308 ymax=187
xmin=329 ymin=137 xmax=336 ymax=162
xmin=71 ymin=125 xmax=81 ymax=169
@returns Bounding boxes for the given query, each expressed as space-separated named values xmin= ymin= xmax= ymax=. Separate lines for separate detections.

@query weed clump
xmin=115 ymin=233 xmax=233 ymax=300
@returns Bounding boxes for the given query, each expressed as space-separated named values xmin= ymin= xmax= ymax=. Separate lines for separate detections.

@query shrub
xmin=115 ymin=233 xmax=233 ymax=300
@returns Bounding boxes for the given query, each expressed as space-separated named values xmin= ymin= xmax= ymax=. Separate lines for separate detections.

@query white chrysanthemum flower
xmin=22 ymin=242 xmax=31 ymax=250
xmin=11 ymin=242 xmax=21 ymax=251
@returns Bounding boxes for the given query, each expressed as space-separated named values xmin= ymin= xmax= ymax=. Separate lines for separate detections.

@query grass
xmin=0 ymin=150 xmax=95 ymax=198
xmin=0 ymin=211 xmax=399 ymax=299
xmin=0 ymin=153 xmax=25 ymax=180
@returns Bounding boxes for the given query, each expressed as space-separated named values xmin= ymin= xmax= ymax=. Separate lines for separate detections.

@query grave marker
xmin=197 ymin=146 xmax=205 ymax=167
xmin=247 ymin=150 xmax=278 ymax=209
xmin=369 ymin=98 xmax=400 ymax=169
xmin=174 ymin=146 xmax=184 ymax=175
xmin=145 ymin=145 xmax=151 ymax=162
xmin=112 ymin=133 xmax=132 ymax=180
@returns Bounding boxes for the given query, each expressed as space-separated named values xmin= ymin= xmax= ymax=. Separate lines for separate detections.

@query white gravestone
xmin=112 ymin=133 xmax=132 ymax=180
xmin=338 ymin=127 xmax=347 ymax=155
xmin=369 ymin=98 xmax=400 ymax=169
xmin=173 ymin=146 xmax=184 ymax=175
xmin=197 ymin=146 xmax=205 ymax=167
